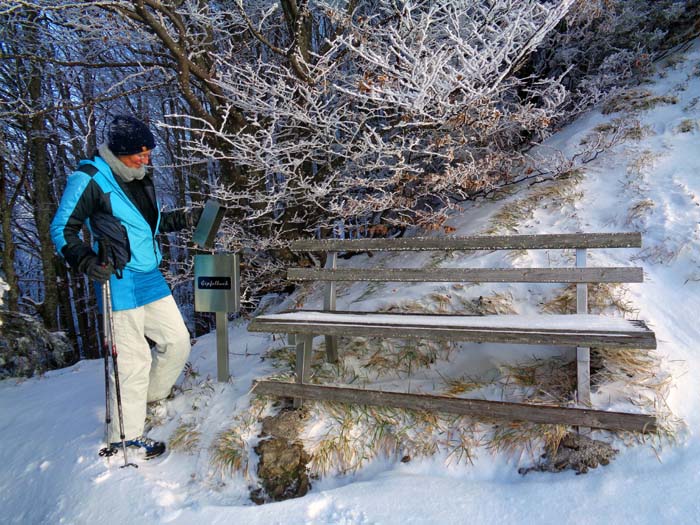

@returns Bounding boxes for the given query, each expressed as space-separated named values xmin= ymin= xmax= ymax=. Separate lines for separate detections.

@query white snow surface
xmin=3 ymin=42 xmax=700 ymax=524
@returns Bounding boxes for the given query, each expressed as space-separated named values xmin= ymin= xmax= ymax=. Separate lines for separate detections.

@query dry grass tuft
xmin=363 ymin=339 xmax=448 ymax=378
xmin=380 ymin=298 xmax=432 ymax=314
xmin=602 ymin=89 xmax=679 ymax=115
xmin=471 ymin=292 xmax=517 ymax=315
xmin=307 ymin=402 xmax=395 ymax=476
xmin=449 ymin=289 xmax=518 ymax=315
xmin=441 ymin=417 xmax=482 ymax=466
xmin=676 ymin=119 xmax=698 ymax=133
xmin=664 ymin=54 xmax=687 ymax=68
xmin=306 ymin=402 xmax=480 ymax=476
xmin=380 ymin=290 xmax=516 ymax=317
xmin=489 ymin=422 xmax=569 ymax=459
xmin=210 ymin=427 xmax=249 ymax=476
xmin=487 ymin=342 xmax=683 ymax=461
xmin=209 ymin=396 xmax=270 ymax=477
xmin=490 ymin=342 xmax=683 ymax=459
xmin=309 ymin=334 xmax=452 ymax=384
xmin=312 ymin=346 xmax=361 ymax=385
xmin=440 ymin=375 xmax=490 ymax=396
xmin=592 ymin=347 xmax=662 ymax=389
xmin=592 ymin=121 xmax=617 ymax=134
xmin=582 ymin=117 xmax=653 ymax=145
xmin=627 ymin=199 xmax=655 ymax=224
xmin=592 ymin=346 xmax=684 ymax=451
xmin=484 ymin=172 xmax=583 ymax=235
xmin=488 ymin=185 xmax=520 ymax=201
xmin=622 ymin=121 xmax=654 ymax=141
xmin=264 ymin=345 xmax=296 ymax=370
xmin=633 ymin=244 xmax=685 ymax=265
xmin=169 ymin=422 xmax=201 ymax=453
xmin=627 ymin=150 xmax=660 ymax=177
xmin=353 ymin=280 xmax=387 ymax=303
xmin=540 ymin=283 xmax=638 ymax=316
xmin=427 ymin=292 xmax=456 ymax=313
xmin=500 ymin=356 xmax=577 ymax=404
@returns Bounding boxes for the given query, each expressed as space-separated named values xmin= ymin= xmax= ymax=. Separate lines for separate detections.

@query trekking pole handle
xmin=97 ymin=238 xmax=109 ymax=266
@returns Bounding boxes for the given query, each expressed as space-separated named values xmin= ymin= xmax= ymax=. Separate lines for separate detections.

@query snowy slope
xmin=2 ymin=41 xmax=700 ymax=525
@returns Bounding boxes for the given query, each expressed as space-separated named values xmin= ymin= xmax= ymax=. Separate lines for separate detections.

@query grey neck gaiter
xmin=98 ymin=143 xmax=147 ymax=182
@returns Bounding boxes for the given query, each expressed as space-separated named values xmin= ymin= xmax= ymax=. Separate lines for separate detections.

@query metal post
xmin=194 ymin=253 xmax=240 ymax=383
xmin=576 ymin=248 xmax=591 ymax=407
xmin=324 ymin=252 xmax=338 ymax=363
xmin=293 ymin=334 xmax=313 ymax=408
xmin=216 ymin=311 xmax=230 ymax=382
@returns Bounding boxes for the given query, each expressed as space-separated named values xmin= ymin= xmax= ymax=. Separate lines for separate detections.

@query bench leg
xmin=294 ymin=334 xmax=313 ymax=408
xmin=325 ymin=335 xmax=338 ymax=364
xmin=575 ymin=250 xmax=591 ymax=431
xmin=576 ymin=346 xmax=591 ymax=406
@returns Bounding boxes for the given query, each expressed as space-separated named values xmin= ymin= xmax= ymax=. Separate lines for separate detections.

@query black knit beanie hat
xmin=107 ymin=115 xmax=156 ymax=156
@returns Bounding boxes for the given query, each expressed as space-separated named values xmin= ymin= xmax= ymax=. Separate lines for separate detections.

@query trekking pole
xmin=101 ymin=278 xmax=111 ymax=440
xmin=98 ymin=241 xmax=115 ymax=462
xmin=99 ymin=240 xmax=137 ymax=469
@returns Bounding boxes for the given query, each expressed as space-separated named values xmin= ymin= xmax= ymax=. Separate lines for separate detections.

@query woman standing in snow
xmin=50 ymin=115 xmax=199 ymax=459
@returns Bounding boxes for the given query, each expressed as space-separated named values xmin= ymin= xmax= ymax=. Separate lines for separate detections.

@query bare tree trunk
xmin=23 ymin=11 xmax=60 ymax=330
xmin=0 ymin=159 xmax=20 ymax=312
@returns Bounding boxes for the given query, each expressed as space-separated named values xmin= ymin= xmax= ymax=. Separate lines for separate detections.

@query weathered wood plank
xmin=254 ymin=381 xmax=657 ymax=433
xmin=288 ymin=267 xmax=643 ymax=283
xmin=291 ymin=233 xmax=642 ymax=252
xmin=248 ymin=313 xmax=657 ymax=349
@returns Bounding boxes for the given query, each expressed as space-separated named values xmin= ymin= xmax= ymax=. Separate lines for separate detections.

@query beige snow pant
xmin=107 ymin=294 xmax=191 ymax=443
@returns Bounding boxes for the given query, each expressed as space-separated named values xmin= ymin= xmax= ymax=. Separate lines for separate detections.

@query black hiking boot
xmin=111 ymin=435 xmax=166 ymax=460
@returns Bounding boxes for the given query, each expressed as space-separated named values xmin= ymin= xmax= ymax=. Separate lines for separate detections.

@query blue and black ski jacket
xmin=50 ymin=155 xmax=187 ymax=311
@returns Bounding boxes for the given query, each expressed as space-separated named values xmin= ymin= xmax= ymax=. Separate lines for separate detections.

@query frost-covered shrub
xmin=0 ymin=272 xmax=72 ymax=378
xmin=530 ymin=0 xmax=699 ymax=117
xmin=174 ymin=0 xmax=697 ymax=248
xmin=0 ymin=309 xmax=72 ymax=379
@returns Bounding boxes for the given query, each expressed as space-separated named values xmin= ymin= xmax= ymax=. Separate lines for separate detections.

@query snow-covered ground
xmin=2 ymin=41 xmax=700 ymax=525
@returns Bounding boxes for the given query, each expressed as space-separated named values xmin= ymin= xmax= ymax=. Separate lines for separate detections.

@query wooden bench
xmin=249 ymin=233 xmax=657 ymax=433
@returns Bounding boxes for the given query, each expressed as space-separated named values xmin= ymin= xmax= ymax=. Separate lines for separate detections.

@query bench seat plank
xmin=248 ymin=311 xmax=656 ymax=349
xmin=254 ymin=380 xmax=657 ymax=433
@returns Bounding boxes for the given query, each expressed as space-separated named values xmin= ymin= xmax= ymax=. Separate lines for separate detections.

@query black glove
xmin=77 ymin=254 xmax=114 ymax=283
xmin=160 ymin=208 xmax=204 ymax=233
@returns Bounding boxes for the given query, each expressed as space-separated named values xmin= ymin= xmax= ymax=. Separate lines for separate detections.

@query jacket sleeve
xmin=158 ymin=210 xmax=189 ymax=233
xmin=50 ymin=171 xmax=102 ymax=269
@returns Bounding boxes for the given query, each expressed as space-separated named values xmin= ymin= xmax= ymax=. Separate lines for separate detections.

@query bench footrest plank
xmin=254 ymin=380 xmax=657 ymax=433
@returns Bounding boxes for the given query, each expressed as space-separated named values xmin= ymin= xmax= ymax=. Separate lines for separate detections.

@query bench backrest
xmin=288 ymin=233 xmax=643 ymax=284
